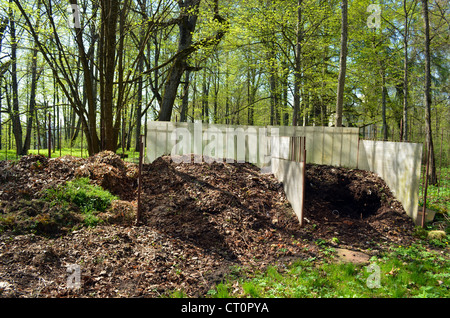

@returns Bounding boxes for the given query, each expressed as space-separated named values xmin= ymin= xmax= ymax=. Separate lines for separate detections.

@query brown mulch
xmin=0 ymin=152 xmax=418 ymax=297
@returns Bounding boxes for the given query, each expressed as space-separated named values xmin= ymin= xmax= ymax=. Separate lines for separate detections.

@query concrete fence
xmin=146 ymin=121 xmax=423 ymax=223
xmin=270 ymin=136 xmax=306 ymax=225
xmin=147 ymin=121 xmax=271 ymax=167
xmin=357 ymin=140 xmax=422 ymax=223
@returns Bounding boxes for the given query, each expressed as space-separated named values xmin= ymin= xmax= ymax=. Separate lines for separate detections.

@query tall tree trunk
xmin=201 ymin=68 xmax=209 ymax=123
xmin=135 ymin=24 xmax=145 ymax=151
xmin=21 ymin=1 xmax=42 ymax=155
xmin=247 ymin=66 xmax=254 ymax=125
xmin=402 ymin=0 xmax=409 ymax=141
xmin=192 ymin=71 xmax=197 ymax=121
xmin=134 ymin=77 xmax=143 ymax=151
xmin=180 ymin=70 xmax=190 ymax=122
xmin=269 ymin=49 xmax=277 ymax=126
xmin=421 ymin=0 xmax=437 ymax=185
xmin=225 ymin=61 xmax=229 ymax=124
xmin=126 ymin=104 xmax=134 ymax=150
xmin=159 ymin=0 xmax=200 ymax=122
xmin=320 ymin=46 xmax=328 ymax=126
xmin=112 ymin=0 xmax=130 ymax=152
xmin=213 ymin=64 xmax=219 ymax=124
xmin=70 ymin=0 xmax=100 ymax=155
xmin=99 ymin=0 xmax=120 ymax=151
xmin=159 ymin=0 xmax=227 ymax=121
xmin=9 ymin=3 xmax=22 ymax=155
xmin=335 ymin=0 xmax=348 ymax=127
xmin=381 ymin=72 xmax=388 ymax=140
xmin=0 ymin=17 xmax=9 ymax=150
xmin=292 ymin=0 xmax=302 ymax=126
xmin=21 ymin=47 xmax=40 ymax=155
xmin=281 ymin=61 xmax=289 ymax=126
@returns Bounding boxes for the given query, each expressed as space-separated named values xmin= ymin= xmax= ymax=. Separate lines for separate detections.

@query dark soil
xmin=0 ymin=152 xmax=417 ymax=297
xmin=303 ymin=164 xmax=416 ymax=248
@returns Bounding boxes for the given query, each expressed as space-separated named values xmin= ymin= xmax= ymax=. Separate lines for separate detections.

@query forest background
xmin=0 ymin=0 xmax=448 ymax=184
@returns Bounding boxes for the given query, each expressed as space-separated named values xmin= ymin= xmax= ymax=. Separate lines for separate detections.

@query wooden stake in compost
xmin=59 ymin=120 xmax=62 ymax=157
xmin=136 ymin=134 xmax=144 ymax=225
xmin=48 ymin=113 xmax=51 ymax=159
xmin=81 ymin=129 xmax=83 ymax=158
xmin=35 ymin=109 xmax=41 ymax=155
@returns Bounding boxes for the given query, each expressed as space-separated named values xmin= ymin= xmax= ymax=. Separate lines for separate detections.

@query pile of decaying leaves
xmin=0 ymin=151 xmax=137 ymax=202
xmin=0 ymin=151 xmax=417 ymax=297
xmin=0 ymin=152 xmax=313 ymax=297
xmin=139 ymin=155 xmax=309 ymax=263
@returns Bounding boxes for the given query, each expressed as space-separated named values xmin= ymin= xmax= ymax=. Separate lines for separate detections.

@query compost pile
xmin=0 ymin=152 xmax=138 ymax=202
xmin=0 ymin=152 xmax=416 ymax=297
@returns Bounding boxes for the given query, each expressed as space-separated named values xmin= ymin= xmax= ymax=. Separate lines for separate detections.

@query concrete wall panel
xmin=357 ymin=140 xmax=422 ymax=222
xmin=271 ymin=158 xmax=305 ymax=225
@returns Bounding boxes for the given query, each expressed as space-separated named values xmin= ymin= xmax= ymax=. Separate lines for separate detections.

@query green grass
xmin=0 ymin=148 xmax=89 ymax=160
xmin=206 ymin=244 xmax=450 ymax=298
xmin=43 ymin=177 xmax=118 ymax=227
xmin=0 ymin=147 xmax=142 ymax=162
xmin=0 ymin=149 xmax=19 ymax=161
xmin=419 ymin=167 xmax=450 ymax=215
xmin=0 ymin=177 xmax=119 ymax=234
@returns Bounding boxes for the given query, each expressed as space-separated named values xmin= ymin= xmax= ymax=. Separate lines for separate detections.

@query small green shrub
xmin=44 ymin=178 xmax=118 ymax=215
xmin=242 ymin=281 xmax=262 ymax=297
xmin=43 ymin=178 xmax=118 ymax=228
xmin=207 ymin=282 xmax=232 ymax=298
xmin=0 ymin=178 xmax=118 ymax=235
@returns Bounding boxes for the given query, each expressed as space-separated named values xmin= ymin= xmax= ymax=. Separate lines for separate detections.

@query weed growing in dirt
xmin=43 ymin=178 xmax=118 ymax=227
xmin=45 ymin=178 xmax=117 ymax=213
xmin=0 ymin=178 xmax=118 ymax=235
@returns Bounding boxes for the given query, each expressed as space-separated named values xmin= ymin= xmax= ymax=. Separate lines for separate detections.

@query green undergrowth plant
xmin=43 ymin=177 xmax=118 ymax=227
xmin=0 ymin=178 xmax=119 ymax=235
xmin=206 ymin=244 xmax=450 ymax=298
xmin=45 ymin=178 xmax=117 ymax=213
xmin=419 ymin=167 xmax=450 ymax=215
xmin=0 ymin=177 xmax=120 ymax=235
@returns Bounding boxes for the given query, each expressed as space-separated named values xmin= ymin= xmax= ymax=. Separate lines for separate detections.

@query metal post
xmin=59 ymin=120 xmax=62 ymax=157
xmin=356 ymin=137 xmax=360 ymax=169
xmin=289 ymin=136 xmax=293 ymax=161
xmin=136 ymin=134 xmax=144 ymax=225
xmin=48 ymin=113 xmax=51 ymax=158
xmin=5 ymin=121 xmax=8 ymax=160
xmin=35 ymin=109 xmax=41 ymax=155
